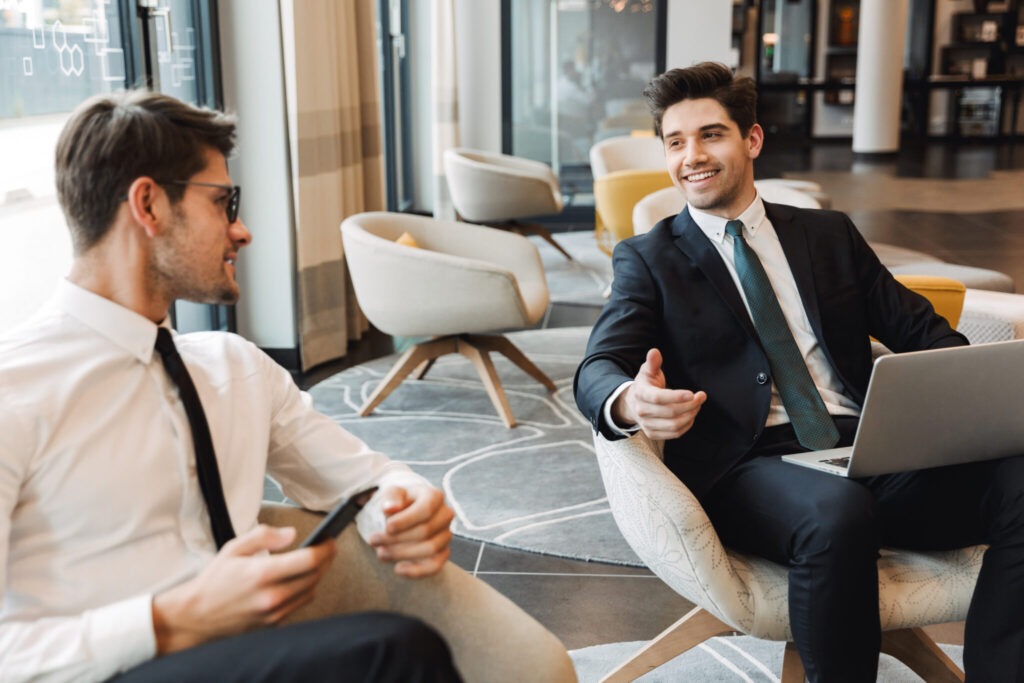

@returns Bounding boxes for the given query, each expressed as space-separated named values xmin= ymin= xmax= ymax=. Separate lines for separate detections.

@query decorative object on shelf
xmin=837 ymin=6 xmax=857 ymax=45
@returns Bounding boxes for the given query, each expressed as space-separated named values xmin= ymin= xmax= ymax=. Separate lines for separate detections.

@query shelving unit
xmin=746 ymin=0 xmax=1024 ymax=140
xmin=933 ymin=0 xmax=1024 ymax=138
xmin=823 ymin=0 xmax=860 ymax=105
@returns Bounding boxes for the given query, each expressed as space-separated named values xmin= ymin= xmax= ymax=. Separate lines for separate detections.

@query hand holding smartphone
xmin=299 ymin=486 xmax=378 ymax=548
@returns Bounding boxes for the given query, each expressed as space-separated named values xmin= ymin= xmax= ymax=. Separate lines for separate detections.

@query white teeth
xmin=687 ymin=170 xmax=717 ymax=182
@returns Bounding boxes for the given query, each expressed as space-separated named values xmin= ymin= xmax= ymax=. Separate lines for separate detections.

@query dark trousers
xmin=108 ymin=612 xmax=462 ymax=683
xmin=703 ymin=418 xmax=1024 ymax=683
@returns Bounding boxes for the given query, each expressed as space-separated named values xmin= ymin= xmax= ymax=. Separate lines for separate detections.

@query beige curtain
xmin=432 ymin=0 xmax=460 ymax=220
xmin=280 ymin=0 xmax=383 ymax=370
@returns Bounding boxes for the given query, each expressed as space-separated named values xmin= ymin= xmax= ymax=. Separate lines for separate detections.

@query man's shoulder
xmin=0 ymin=309 xmax=71 ymax=373
xmin=173 ymin=330 xmax=285 ymax=379
xmin=174 ymin=329 xmax=263 ymax=362
xmin=765 ymin=201 xmax=851 ymax=231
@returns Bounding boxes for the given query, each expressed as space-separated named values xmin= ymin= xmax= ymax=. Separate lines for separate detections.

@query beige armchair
xmin=259 ymin=503 xmax=576 ymax=683
xmin=340 ymin=212 xmax=555 ymax=428
xmin=592 ymin=432 xmax=979 ymax=683
xmin=588 ymin=135 xmax=665 ymax=179
xmin=443 ymin=148 xmax=572 ymax=260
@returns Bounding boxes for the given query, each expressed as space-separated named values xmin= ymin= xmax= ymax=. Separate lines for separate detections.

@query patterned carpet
xmin=570 ymin=637 xmax=964 ymax=683
xmin=307 ymin=326 xmax=642 ymax=566
xmin=532 ymin=231 xmax=612 ymax=307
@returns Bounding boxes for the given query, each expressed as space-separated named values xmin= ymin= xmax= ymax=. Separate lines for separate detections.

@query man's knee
xmin=792 ymin=484 xmax=879 ymax=558
xmin=282 ymin=612 xmax=460 ymax=682
xmin=372 ymin=613 xmax=453 ymax=664
xmin=985 ymin=455 xmax=1024 ymax=540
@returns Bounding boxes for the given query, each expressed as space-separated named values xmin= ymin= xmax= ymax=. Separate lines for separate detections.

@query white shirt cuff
xmin=603 ymin=381 xmax=642 ymax=436
xmin=88 ymin=593 xmax=157 ymax=678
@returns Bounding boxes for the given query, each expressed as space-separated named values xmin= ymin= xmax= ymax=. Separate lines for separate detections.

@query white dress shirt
xmin=0 ymin=280 xmax=427 ymax=683
xmin=604 ymin=195 xmax=860 ymax=434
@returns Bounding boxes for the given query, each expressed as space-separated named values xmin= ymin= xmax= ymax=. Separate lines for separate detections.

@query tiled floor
xmin=298 ymin=139 xmax=1024 ymax=654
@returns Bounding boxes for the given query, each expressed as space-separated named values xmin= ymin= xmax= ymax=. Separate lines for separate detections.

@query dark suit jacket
xmin=573 ymin=202 xmax=967 ymax=500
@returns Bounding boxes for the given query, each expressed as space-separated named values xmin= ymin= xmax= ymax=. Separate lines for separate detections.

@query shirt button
xmin=756 ymin=372 xmax=769 ymax=385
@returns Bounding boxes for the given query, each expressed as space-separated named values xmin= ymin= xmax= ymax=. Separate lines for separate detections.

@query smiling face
xmin=150 ymin=147 xmax=251 ymax=305
xmin=661 ymin=97 xmax=763 ymax=219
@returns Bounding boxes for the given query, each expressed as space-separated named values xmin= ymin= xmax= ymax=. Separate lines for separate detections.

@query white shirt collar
xmin=688 ymin=194 xmax=767 ymax=245
xmin=53 ymin=279 xmax=164 ymax=364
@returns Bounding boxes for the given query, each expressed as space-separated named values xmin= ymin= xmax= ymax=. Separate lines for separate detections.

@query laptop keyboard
xmin=822 ymin=456 xmax=852 ymax=468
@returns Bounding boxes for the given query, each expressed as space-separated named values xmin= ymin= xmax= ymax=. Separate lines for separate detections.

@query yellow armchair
xmin=894 ymin=274 xmax=967 ymax=329
xmin=593 ymin=169 xmax=674 ymax=256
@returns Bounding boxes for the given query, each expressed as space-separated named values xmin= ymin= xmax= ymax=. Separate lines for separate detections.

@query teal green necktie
xmin=725 ymin=220 xmax=840 ymax=450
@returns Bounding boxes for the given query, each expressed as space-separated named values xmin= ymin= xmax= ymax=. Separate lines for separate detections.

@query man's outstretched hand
xmin=612 ymin=348 xmax=707 ymax=440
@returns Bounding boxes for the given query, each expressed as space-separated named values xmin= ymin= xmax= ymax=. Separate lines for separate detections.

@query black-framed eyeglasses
xmin=161 ymin=180 xmax=241 ymax=224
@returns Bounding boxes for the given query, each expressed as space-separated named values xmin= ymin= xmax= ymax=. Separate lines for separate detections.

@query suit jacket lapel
xmin=671 ymin=208 xmax=758 ymax=340
xmin=765 ymin=202 xmax=825 ymax=342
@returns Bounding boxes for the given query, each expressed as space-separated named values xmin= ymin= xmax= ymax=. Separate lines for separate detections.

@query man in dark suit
xmin=574 ymin=62 xmax=1024 ymax=682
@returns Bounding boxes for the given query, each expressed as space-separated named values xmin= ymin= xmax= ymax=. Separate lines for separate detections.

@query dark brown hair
xmin=643 ymin=62 xmax=757 ymax=138
xmin=55 ymin=90 xmax=236 ymax=254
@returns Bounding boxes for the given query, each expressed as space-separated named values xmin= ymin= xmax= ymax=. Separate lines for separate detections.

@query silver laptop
xmin=782 ymin=339 xmax=1024 ymax=477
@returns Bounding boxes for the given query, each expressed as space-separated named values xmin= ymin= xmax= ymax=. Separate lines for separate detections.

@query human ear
xmin=746 ymin=123 xmax=765 ymax=160
xmin=125 ymin=177 xmax=162 ymax=237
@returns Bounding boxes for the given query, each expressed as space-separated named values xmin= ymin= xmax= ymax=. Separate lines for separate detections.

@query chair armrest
xmin=958 ymin=288 xmax=1024 ymax=344
xmin=592 ymin=432 xmax=761 ymax=633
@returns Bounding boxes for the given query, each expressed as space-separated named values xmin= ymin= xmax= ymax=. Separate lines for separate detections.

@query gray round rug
xmin=308 ymin=326 xmax=642 ymax=566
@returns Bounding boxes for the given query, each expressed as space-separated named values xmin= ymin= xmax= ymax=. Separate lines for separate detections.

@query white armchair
xmin=593 ymin=431 xmax=979 ymax=683
xmin=443 ymin=148 xmax=572 ymax=260
xmin=589 ymin=135 xmax=666 ymax=179
xmin=341 ymin=212 xmax=555 ymax=428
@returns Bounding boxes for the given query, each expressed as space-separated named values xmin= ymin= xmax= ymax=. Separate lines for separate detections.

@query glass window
xmin=507 ymin=0 xmax=663 ymax=175
xmin=0 ymin=0 xmax=224 ymax=333
xmin=0 ymin=1 xmax=124 ymax=332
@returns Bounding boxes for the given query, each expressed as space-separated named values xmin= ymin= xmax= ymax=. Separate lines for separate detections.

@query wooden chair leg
xmin=599 ymin=607 xmax=734 ymax=683
xmin=456 ymin=338 xmax=516 ymax=428
xmin=880 ymin=628 xmax=964 ymax=682
xmin=358 ymin=337 xmax=457 ymax=416
xmin=464 ymin=334 xmax=556 ymax=391
xmin=781 ymin=642 xmax=806 ymax=683
xmin=411 ymin=358 xmax=436 ymax=380
xmin=511 ymin=222 xmax=574 ymax=261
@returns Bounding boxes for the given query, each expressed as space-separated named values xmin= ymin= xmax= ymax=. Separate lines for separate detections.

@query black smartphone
xmin=299 ymin=486 xmax=378 ymax=548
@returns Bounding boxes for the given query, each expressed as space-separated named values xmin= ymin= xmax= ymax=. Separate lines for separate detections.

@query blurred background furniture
xmin=589 ymin=135 xmax=665 ymax=178
xmin=593 ymin=431 xmax=980 ymax=683
xmin=443 ymin=148 xmax=572 ymax=260
xmin=632 ymin=185 xmax=1015 ymax=293
xmin=893 ymin=275 xmax=966 ymax=328
xmin=341 ymin=212 xmax=555 ymax=428
xmin=754 ymin=178 xmax=832 ymax=208
xmin=592 ymin=170 xmax=674 ymax=256
xmin=590 ymin=135 xmax=672 ymax=256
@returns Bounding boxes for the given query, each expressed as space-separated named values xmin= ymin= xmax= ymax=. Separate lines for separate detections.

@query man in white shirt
xmin=574 ymin=62 xmax=1024 ymax=682
xmin=0 ymin=91 xmax=575 ymax=683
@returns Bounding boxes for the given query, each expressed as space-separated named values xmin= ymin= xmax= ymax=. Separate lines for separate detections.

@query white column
xmin=852 ymin=0 xmax=909 ymax=154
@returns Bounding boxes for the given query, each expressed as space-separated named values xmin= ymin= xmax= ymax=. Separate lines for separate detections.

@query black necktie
xmin=154 ymin=327 xmax=236 ymax=548
xmin=725 ymin=220 xmax=840 ymax=450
